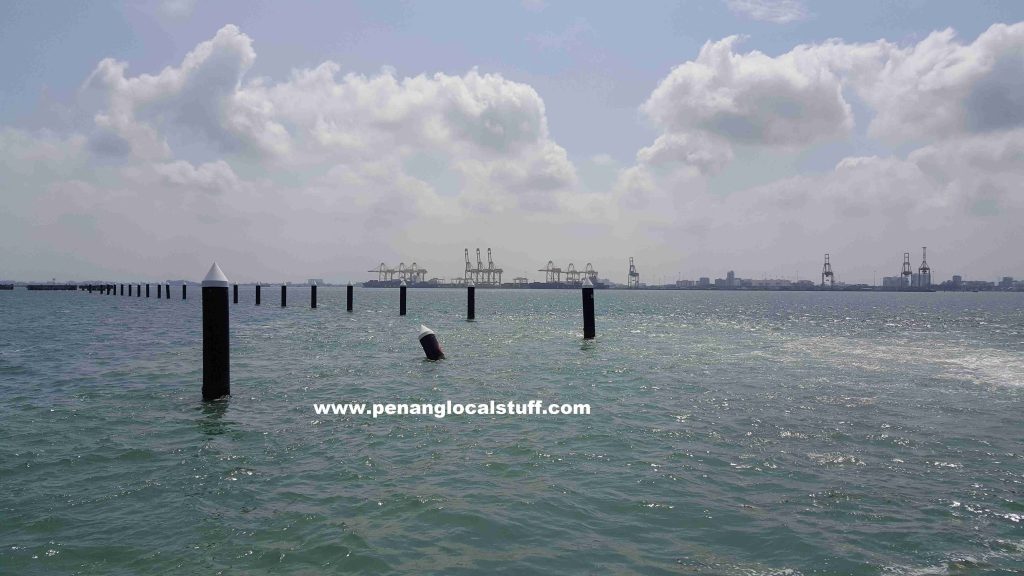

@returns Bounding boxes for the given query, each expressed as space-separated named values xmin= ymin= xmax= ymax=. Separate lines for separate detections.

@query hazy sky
xmin=2 ymin=0 xmax=1023 ymax=284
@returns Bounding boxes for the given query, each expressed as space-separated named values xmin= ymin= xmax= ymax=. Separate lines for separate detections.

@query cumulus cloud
xmin=81 ymin=25 xmax=576 ymax=211
xmin=630 ymin=22 xmax=1024 ymax=180
xmin=608 ymin=22 xmax=1024 ymax=281
xmin=3 ymin=24 xmax=585 ymax=280
xmin=642 ymin=36 xmax=854 ymax=147
xmin=4 ymin=21 xmax=1024 ymax=283
xmin=84 ymin=25 xmax=285 ymax=158
xmin=152 ymin=160 xmax=245 ymax=196
xmin=854 ymin=23 xmax=1024 ymax=141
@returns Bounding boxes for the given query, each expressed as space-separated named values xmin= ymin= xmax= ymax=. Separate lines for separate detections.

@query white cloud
xmin=84 ymin=24 xmax=285 ymax=158
xmin=642 ymin=36 xmax=854 ymax=148
xmin=79 ymin=25 xmax=576 ymax=213
xmin=607 ymin=23 xmax=1024 ymax=281
xmin=636 ymin=133 xmax=733 ymax=174
xmin=152 ymin=160 xmax=245 ymax=196
xmin=854 ymin=23 xmax=1024 ymax=142
xmin=725 ymin=0 xmax=809 ymax=24
xmin=4 ymin=21 xmax=1024 ymax=283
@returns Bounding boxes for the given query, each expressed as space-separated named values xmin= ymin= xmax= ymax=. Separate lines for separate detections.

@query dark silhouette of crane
xmin=821 ymin=254 xmax=834 ymax=289
xmin=918 ymin=247 xmax=930 ymax=288
xmin=900 ymin=252 xmax=913 ymax=290
xmin=539 ymin=261 xmax=562 ymax=283
xmin=628 ymin=257 xmax=640 ymax=288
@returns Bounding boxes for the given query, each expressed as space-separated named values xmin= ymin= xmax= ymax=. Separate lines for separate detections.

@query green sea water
xmin=1 ymin=287 xmax=1022 ymax=575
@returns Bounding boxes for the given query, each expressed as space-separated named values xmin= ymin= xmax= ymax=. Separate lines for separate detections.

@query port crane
xmin=627 ymin=257 xmax=640 ymax=288
xmin=539 ymin=261 xmax=563 ymax=283
xmin=463 ymin=247 xmax=504 ymax=286
xmin=821 ymin=254 xmax=834 ymax=289
xmin=901 ymin=252 xmax=913 ymax=289
xmin=918 ymin=247 xmax=930 ymax=288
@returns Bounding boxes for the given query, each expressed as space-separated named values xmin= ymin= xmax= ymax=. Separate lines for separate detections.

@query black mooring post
xmin=182 ymin=284 xmax=187 ymax=300
xmin=311 ymin=284 xmax=317 ymax=309
xmin=202 ymin=263 xmax=230 ymax=401
xmin=158 ymin=283 xmax=162 ymax=299
xmin=281 ymin=284 xmax=287 ymax=307
xmin=255 ymin=284 xmax=261 ymax=306
xmin=233 ymin=283 xmax=238 ymax=304
xmin=399 ymin=280 xmax=407 ymax=316
xmin=167 ymin=284 xmax=171 ymax=300
xmin=582 ymin=277 xmax=595 ymax=339
xmin=137 ymin=284 xmax=141 ymax=297
xmin=467 ymin=281 xmax=475 ymax=321
xmin=120 ymin=284 xmax=124 ymax=296
xmin=128 ymin=284 xmax=133 ymax=296
xmin=346 ymin=283 xmax=353 ymax=312
xmin=146 ymin=284 xmax=150 ymax=298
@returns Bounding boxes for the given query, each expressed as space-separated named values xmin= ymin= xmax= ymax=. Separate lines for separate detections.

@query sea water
xmin=1 ymin=288 xmax=1022 ymax=574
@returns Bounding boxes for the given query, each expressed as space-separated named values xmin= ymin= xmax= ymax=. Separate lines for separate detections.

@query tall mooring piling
xmin=582 ymin=277 xmax=595 ymax=339
xmin=202 ymin=263 xmax=230 ymax=401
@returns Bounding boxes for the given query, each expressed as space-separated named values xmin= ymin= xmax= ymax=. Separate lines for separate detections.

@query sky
xmin=2 ymin=0 xmax=1023 ymax=284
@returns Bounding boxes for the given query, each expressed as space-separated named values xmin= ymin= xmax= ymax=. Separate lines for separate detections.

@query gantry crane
xmin=821 ymin=254 xmax=834 ymax=289
xmin=627 ymin=257 xmax=640 ymax=288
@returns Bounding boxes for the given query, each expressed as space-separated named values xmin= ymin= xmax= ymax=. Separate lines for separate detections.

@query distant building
xmin=963 ymin=280 xmax=995 ymax=291
xmin=675 ymin=279 xmax=695 ymax=288
xmin=749 ymin=278 xmax=792 ymax=288
xmin=698 ymin=277 xmax=710 ymax=286
xmin=999 ymin=276 xmax=1015 ymax=290
xmin=726 ymin=270 xmax=736 ymax=287
xmin=882 ymin=276 xmax=903 ymax=289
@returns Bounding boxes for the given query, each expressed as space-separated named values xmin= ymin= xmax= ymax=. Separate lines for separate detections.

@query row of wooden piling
xmin=79 ymin=283 xmax=185 ymax=299
xmin=79 ymin=276 xmax=596 ymax=337
xmin=79 ymin=263 xmax=597 ymax=401
xmin=201 ymin=268 xmax=596 ymax=401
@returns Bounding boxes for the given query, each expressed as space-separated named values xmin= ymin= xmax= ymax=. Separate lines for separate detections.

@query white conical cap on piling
xmin=202 ymin=262 xmax=230 ymax=288
xmin=582 ymin=277 xmax=593 ymax=288
xmin=347 ymin=281 xmax=352 ymax=286
xmin=418 ymin=325 xmax=435 ymax=340
xmin=468 ymin=280 xmax=475 ymax=287
xmin=400 ymin=279 xmax=407 ymax=287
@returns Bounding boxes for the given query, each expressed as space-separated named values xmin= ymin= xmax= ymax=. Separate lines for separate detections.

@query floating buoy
xmin=418 ymin=325 xmax=445 ymax=360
